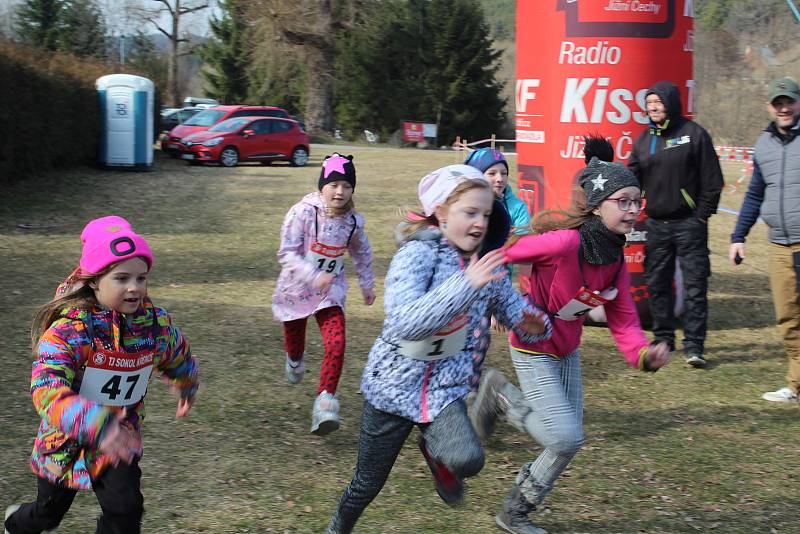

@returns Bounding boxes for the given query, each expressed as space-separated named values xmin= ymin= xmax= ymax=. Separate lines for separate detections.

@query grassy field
xmin=0 ymin=147 xmax=797 ymax=534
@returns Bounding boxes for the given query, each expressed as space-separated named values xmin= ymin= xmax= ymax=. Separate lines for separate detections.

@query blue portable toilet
xmin=96 ymin=74 xmax=154 ymax=169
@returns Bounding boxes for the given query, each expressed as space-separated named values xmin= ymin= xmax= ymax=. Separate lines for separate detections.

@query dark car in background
xmin=162 ymin=105 xmax=291 ymax=155
xmin=160 ymin=107 xmax=203 ymax=134
xmin=178 ymin=116 xmax=310 ymax=167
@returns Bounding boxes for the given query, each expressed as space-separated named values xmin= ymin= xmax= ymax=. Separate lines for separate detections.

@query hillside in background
xmin=481 ymin=0 xmax=799 ymax=146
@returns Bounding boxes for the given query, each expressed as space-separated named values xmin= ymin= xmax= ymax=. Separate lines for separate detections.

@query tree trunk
xmin=304 ymin=45 xmax=335 ymax=134
xmin=168 ymin=0 xmax=181 ymax=107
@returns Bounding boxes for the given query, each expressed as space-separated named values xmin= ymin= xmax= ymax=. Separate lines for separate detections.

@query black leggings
xmin=327 ymin=399 xmax=485 ymax=533
xmin=5 ymin=459 xmax=144 ymax=534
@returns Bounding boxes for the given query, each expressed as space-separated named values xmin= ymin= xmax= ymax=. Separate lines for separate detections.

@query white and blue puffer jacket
xmin=360 ymin=227 xmax=551 ymax=423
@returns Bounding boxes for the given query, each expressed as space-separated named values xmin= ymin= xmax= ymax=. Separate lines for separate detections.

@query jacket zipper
xmin=779 ymin=142 xmax=788 ymax=240
xmin=420 ymin=361 xmax=434 ymax=423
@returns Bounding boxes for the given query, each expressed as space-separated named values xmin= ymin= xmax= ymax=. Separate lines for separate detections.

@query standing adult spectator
xmin=628 ymin=80 xmax=724 ymax=368
xmin=730 ymin=76 xmax=800 ymax=402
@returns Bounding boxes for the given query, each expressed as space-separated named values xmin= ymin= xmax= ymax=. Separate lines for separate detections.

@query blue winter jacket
xmin=360 ymin=228 xmax=551 ymax=423
xmin=501 ymin=186 xmax=532 ymax=235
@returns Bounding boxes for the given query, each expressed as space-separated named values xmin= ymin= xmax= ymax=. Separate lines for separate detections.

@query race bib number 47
xmin=79 ymin=351 xmax=154 ymax=406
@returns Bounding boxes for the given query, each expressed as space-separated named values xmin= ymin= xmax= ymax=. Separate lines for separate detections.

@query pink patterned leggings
xmin=283 ymin=306 xmax=346 ymax=394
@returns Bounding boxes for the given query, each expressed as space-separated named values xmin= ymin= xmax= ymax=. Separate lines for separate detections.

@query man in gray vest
xmin=730 ymin=76 xmax=800 ymax=402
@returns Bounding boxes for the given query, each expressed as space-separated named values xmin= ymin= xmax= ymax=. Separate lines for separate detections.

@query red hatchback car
xmin=178 ymin=116 xmax=310 ymax=167
xmin=162 ymin=105 xmax=291 ymax=155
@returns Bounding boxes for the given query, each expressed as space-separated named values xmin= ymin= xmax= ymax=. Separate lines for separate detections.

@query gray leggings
xmin=327 ymin=399 xmax=485 ymax=533
xmin=505 ymin=348 xmax=584 ymax=505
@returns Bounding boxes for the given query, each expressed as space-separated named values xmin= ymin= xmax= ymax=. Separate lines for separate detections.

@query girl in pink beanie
xmin=4 ymin=216 xmax=199 ymax=534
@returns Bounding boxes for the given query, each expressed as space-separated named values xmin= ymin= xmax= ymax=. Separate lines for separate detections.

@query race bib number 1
xmin=397 ymin=313 xmax=469 ymax=361
xmin=79 ymin=351 xmax=154 ymax=407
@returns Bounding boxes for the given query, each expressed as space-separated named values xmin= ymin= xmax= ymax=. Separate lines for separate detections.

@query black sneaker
xmin=419 ymin=439 xmax=464 ymax=506
xmin=685 ymin=350 xmax=706 ymax=368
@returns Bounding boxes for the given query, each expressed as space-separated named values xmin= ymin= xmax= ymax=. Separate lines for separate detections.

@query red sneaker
xmin=419 ymin=438 xmax=464 ymax=506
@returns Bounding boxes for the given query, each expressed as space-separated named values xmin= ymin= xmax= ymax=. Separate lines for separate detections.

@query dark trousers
xmin=644 ymin=216 xmax=711 ymax=352
xmin=327 ymin=399 xmax=485 ymax=534
xmin=5 ymin=460 xmax=144 ymax=534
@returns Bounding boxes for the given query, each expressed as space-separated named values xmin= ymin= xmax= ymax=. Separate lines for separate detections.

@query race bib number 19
xmin=306 ymin=242 xmax=346 ymax=275
xmin=79 ymin=351 xmax=154 ymax=406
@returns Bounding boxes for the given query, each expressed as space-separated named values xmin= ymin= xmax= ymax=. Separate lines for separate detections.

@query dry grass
xmin=0 ymin=150 xmax=797 ymax=534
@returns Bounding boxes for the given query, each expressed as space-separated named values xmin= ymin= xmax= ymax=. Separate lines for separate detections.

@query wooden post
xmin=490 ymin=134 xmax=496 ymax=149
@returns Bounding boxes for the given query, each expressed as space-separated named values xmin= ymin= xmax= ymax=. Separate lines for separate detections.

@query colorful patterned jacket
xmin=360 ymin=227 xmax=551 ymax=423
xmin=30 ymin=299 xmax=198 ymax=490
xmin=272 ymin=192 xmax=375 ymax=321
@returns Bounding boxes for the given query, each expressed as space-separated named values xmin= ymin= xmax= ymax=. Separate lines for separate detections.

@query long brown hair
xmin=29 ymin=267 xmax=110 ymax=353
xmin=508 ymin=187 xmax=594 ymax=246
xmin=397 ymin=179 xmax=492 ymax=241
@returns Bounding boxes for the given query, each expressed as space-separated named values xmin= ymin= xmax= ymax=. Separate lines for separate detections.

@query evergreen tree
xmin=15 ymin=0 xmax=66 ymax=51
xmin=201 ymin=0 xmax=249 ymax=103
xmin=335 ymin=0 xmax=505 ymax=144
xmin=126 ymin=31 xmax=168 ymax=92
xmin=423 ymin=0 xmax=505 ymax=144
xmin=59 ymin=0 xmax=108 ymax=59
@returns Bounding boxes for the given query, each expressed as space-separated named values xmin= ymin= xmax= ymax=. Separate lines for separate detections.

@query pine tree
xmin=15 ymin=0 xmax=66 ymax=51
xmin=59 ymin=0 xmax=108 ymax=59
xmin=200 ymin=0 xmax=249 ymax=103
xmin=422 ymin=0 xmax=505 ymax=144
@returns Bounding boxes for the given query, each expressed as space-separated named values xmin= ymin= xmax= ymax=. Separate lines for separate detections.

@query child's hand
xmin=99 ymin=411 xmax=141 ymax=466
xmin=645 ymin=342 xmax=671 ymax=371
xmin=312 ymin=272 xmax=335 ymax=292
xmin=464 ymin=249 xmax=507 ymax=290
xmin=491 ymin=315 xmax=508 ymax=333
xmin=517 ymin=309 xmax=546 ymax=335
xmin=362 ymin=287 xmax=376 ymax=305
xmin=176 ymin=395 xmax=196 ymax=418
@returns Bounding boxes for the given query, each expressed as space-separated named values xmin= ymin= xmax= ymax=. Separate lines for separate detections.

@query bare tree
xmin=134 ymin=0 xmax=209 ymax=106
xmin=249 ymin=0 xmax=362 ymax=134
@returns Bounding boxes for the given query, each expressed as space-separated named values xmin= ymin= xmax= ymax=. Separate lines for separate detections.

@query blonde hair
xmin=398 ymin=179 xmax=491 ymax=241
xmin=29 ymin=263 xmax=127 ymax=353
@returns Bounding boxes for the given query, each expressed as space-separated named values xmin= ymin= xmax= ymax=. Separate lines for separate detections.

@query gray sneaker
xmin=685 ymin=350 xmax=706 ymax=368
xmin=495 ymin=486 xmax=548 ymax=534
xmin=311 ymin=390 xmax=340 ymax=435
xmin=469 ymin=368 xmax=510 ymax=440
xmin=285 ymin=354 xmax=305 ymax=384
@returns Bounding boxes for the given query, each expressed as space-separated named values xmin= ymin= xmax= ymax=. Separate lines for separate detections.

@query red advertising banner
xmin=516 ymin=0 xmax=693 ymax=327
xmin=403 ymin=122 xmax=425 ymax=142
xmin=515 ymin=0 xmax=694 ymax=215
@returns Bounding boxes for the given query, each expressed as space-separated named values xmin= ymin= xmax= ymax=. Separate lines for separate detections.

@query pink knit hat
xmin=418 ymin=164 xmax=488 ymax=216
xmin=79 ymin=216 xmax=154 ymax=274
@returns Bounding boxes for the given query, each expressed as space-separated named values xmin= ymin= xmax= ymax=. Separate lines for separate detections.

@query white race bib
xmin=555 ymin=287 xmax=618 ymax=321
xmin=397 ymin=313 xmax=469 ymax=361
xmin=79 ymin=351 xmax=154 ymax=406
xmin=305 ymin=242 xmax=345 ymax=275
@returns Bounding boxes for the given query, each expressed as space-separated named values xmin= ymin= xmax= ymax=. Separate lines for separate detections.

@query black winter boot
xmin=494 ymin=486 xmax=548 ymax=534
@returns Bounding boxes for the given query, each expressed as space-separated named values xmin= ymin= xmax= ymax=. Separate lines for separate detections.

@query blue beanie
xmin=464 ymin=148 xmax=508 ymax=174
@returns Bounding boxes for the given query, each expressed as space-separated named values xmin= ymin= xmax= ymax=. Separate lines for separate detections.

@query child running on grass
xmin=272 ymin=153 xmax=376 ymax=435
xmin=325 ymin=164 xmax=552 ymax=533
xmin=469 ymin=149 xmax=671 ymax=534
xmin=4 ymin=216 xmax=198 ymax=534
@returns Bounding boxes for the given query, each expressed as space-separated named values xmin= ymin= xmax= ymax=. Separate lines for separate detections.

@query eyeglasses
xmin=605 ymin=197 xmax=642 ymax=211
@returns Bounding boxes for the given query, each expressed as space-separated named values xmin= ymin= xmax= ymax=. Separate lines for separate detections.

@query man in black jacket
xmin=628 ymin=80 xmax=724 ymax=368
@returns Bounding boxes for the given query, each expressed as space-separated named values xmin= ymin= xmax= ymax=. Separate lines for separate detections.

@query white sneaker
xmin=311 ymin=390 xmax=340 ymax=435
xmin=762 ymin=387 xmax=799 ymax=403
xmin=285 ymin=354 xmax=305 ymax=384
xmin=5 ymin=504 xmax=20 ymax=534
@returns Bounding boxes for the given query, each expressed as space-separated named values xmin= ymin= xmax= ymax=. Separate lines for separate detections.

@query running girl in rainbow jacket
xmin=4 ymin=216 xmax=198 ymax=534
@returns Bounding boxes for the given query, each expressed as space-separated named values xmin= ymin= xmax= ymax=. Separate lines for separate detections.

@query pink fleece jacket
xmin=505 ymin=229 xmax=648 ymax=367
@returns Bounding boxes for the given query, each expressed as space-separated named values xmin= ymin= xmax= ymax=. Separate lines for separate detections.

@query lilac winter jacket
xmin=360 ymin=227 xmax=551 ymax=423
xmin=272 ymin=192 xmax=375 ymax=321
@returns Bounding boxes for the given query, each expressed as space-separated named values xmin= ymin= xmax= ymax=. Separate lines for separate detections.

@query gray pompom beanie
xmin=578 ymin=157 xmax=640 ymax=209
